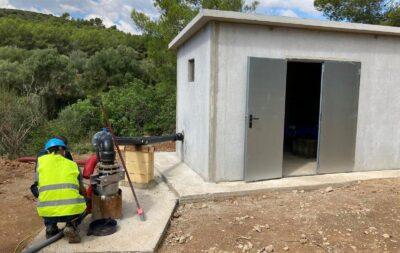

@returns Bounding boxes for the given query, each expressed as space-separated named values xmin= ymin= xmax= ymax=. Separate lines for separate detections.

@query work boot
xmin=45 ymin=224 xmax=59 ymax=239
xmin=64 ymin=225 xmax=81 ymax=243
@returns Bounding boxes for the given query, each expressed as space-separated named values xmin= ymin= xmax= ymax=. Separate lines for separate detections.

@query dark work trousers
xmin=43 ymin=213 xmax=84 ymax=228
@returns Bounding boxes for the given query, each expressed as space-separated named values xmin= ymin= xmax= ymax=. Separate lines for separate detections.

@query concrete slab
xmin=30 ymin=176 xmax=177 ymax=253
xmin=155 ymin=152 xmax=400 ymax=203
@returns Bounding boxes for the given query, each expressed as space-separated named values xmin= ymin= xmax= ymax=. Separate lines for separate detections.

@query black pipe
xmin=22 ymin=230 xmax=64 ymax=253
xmin=22 ymin=211 xmax=88 ymax=253
xmin=115 ymin=133 xmax=184 ymax=146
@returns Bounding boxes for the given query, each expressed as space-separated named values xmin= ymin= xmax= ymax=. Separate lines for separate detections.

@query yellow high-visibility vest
xmin=36 ymin=153 xmax=86 ymax=217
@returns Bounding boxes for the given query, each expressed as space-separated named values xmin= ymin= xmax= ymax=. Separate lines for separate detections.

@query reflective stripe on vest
xmin=37 ymin=198 xmax=86 ymax=207
xmin=38 ymin=183 xmax=79 ymax=193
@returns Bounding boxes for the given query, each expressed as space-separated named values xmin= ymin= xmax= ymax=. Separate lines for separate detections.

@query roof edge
xmin=169 ymin=9 xmax=400 ymax=50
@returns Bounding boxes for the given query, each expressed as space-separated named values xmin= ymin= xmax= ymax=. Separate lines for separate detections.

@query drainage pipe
xmin=22 ymin=210 xmax=88 ymax=253
xmin=21 ymin=230 xmax=64 ymax=253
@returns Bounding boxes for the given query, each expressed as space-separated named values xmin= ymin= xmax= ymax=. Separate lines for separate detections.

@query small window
xmin=188 ymin=59 xmax=195 ymax=82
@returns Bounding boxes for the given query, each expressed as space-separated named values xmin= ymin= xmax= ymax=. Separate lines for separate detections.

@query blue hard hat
xmin=45 ymin=138 xmax=67 ymax=150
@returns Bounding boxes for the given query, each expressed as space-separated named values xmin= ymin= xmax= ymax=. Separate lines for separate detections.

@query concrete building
xmin=169 ymin=9 xmax=400 ymax=182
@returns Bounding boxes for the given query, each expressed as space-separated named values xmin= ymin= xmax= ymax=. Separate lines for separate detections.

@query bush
xmin=101 ymin=80 xmax=176 ymax=137
xmin=21 ymin=80 xmax=177 ymax=156
xmin=45 ymin=99 xmax=102 ymax=153
xmin=0 ymin=89 xmax=42 ymax=158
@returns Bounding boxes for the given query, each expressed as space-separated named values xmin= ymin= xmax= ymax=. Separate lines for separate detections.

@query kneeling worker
xmin=34 ymin=138 xmax=86 ymax=243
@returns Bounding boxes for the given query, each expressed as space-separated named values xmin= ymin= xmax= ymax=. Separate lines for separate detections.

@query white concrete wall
xmin=215 ymin=22 xmax=400 ymax=181
xmin=176 ymin=24 xmax=212 ymax=180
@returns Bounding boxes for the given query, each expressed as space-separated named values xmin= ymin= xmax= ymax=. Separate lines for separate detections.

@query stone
xmin=300 ymin=238 xmax=308 ymax=244
xmin=264 ymin=245 xmax=275 ymax=252
xmin=283 ymin=246 xmax=289 ymax=251
xmin=253 ymin=225 xmax=262 ymax=232
xmin=383 ymin=234 xmax=391 ymax=239
xmin=258 ymin=245 xmax=274 ymax=253
xmin=325 ymin=187 xmax=333 ymax=193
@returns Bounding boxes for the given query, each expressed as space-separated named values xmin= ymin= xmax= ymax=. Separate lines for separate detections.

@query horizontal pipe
xmin=115 ymin=133 xmax=184 ymax=146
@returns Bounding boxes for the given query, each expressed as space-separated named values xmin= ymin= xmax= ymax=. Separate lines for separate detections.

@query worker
xmin=32 ymin=138 xmax=87 ymax=243
xmin=31 ymin=136 xmax=74 ymax=197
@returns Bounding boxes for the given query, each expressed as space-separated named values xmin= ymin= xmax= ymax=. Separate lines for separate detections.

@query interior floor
xmin=283 ymin=152 xmax=317 ymax=177
xmin=283 ymin=61 xmax=322 ymax=177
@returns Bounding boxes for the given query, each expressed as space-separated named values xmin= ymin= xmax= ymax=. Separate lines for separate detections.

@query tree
xmin=61 ymin=12 xmax=70 ymax=20
xmin=314 ymin=0 xmax=400 ymax=25
xmin=131 ymin=0 xmax=259 ymax=84
xmin=81 ymin=45 xmax=144 ymax=93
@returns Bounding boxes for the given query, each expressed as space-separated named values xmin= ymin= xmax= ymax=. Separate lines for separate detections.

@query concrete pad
xmin=155 ymin=152 xmax=400 ymax=203
xmin=30 ymin=176 xmax=177 ymax=253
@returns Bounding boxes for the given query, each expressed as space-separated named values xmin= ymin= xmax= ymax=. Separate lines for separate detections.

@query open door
xmin=245 ymin=57 xmax=287 ymax=182
xmin=318 ymin=61 xmax=360 ymax=174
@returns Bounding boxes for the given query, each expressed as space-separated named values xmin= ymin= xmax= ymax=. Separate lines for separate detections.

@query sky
xmin=0 ymin=0 xmax=324 ymax=34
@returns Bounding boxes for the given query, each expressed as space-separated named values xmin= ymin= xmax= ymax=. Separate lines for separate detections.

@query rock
xmin=383 ymin=234 xmax=391 ymax=239
xmin=258 ymin=245 xmax=274 ymax=253
xmin=300 ymin=238 xmax=308 ymax=244
xmin=172 ymin=212 xmax=182 ymax=219
xmin=253 ymin=225 xmax=262 ymax=232
xmin=300 ymin=234 xmax=308 ymax=244
xmin=201 ymin=203 xmax=207 ymax=208
xmin=283 ymin=246 xmax=289 ymax=251
xmin=235 ymin=215 xmax=251 ymax=222
xmin=325 ymin=187 xmax=333 ymax=193
xmin=241 ymin=241 xmax=253 ymax=252
xmin=262 ymin=195 xmax=267 ymax=199
xmin=300 ymin=190 xmax=305 ymax=193
xmin=178 ymin=236 xmax=186 ymax=244
xmin=175 ymin=234 xmax=192 ymax=244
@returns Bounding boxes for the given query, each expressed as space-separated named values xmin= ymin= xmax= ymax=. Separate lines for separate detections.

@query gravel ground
xmin=159 ymin=178 xmax=400 ymax=253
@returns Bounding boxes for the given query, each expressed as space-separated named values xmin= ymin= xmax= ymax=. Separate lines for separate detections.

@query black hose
xmin=22 ymin=211 xmax=88 ymax=253
xmin=22 ymin=229 xmax=64 ymax=253
xmin=115 ymin=133 xmax=184 ymax=146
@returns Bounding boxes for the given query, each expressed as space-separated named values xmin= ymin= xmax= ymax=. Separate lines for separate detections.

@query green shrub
xmin=46 ymin=99 xmax=102 ymax=153
xmin=0 ymin=89 xmax=42 ymax=158
xmin=101 ymin=80 xmax=176 ymax=137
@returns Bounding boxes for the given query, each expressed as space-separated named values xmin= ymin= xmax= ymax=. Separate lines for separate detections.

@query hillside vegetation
xmin=0 ymin=8 xmax=174 ymax=157
xmin=0 ymin=0 xmax=260 ymax=158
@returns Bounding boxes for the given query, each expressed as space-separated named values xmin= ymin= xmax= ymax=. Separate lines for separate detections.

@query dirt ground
xmin=0 ymin=158 xmax=42 ymax=253
xmin=159 ymin=178 xmax=400 ymax=253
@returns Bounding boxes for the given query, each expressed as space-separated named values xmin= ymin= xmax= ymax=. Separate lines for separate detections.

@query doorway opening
xmin=283 ymin=61 xmax=322 ymax=177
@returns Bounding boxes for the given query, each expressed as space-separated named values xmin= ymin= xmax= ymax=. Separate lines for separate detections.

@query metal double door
xmin=244 ymin=57 xmax=360 ymax=182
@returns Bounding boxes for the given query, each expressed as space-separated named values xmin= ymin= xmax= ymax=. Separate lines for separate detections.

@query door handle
xmin=249 ymin=114 xmax=260 ymax=128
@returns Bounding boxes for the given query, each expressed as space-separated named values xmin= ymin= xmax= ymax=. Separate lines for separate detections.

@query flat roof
xmin=169 ymin=9 xmax=400 ymax=50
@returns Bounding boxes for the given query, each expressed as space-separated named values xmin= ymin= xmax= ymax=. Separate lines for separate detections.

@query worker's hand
xmin=30 ymin=183 xmax=39 ymax=198
xmin=79 ymin=185 xmax=87 ymax=197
